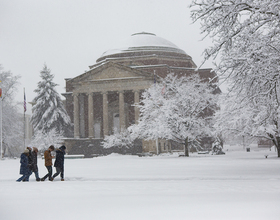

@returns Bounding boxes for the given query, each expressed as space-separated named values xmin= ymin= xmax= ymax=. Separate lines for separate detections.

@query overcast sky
xmin=0 ymin=0 xmax=215 ymax=114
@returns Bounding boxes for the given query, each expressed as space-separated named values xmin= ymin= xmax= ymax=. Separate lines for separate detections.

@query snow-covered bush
xmin=30 ymin=128 xmax=64 ymax=151
xmin=102 ymin=129 xmax=135 ymax=149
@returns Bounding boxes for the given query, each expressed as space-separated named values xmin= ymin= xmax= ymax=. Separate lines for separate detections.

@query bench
xmin=198 ymin=151 xmax=210 ymax=154
xmin=137 ymin=152 xmax=153 ymax=157
xmin=42 ymin=154 xmax=84 ymax=159
xmin=91 ymin=154 xmax=103 ymax=157
xmin=65 ymin=155 xmax=84 ymax=159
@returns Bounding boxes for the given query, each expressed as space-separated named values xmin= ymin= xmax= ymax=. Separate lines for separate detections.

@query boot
xmin=61 ymin=178 xmax=64 ymax=181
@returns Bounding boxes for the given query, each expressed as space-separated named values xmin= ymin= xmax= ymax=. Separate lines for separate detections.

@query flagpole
xmin=23 ymin=88 xmax=26 ymax=149
xmin=0 ymin=88 xmax=2 ymax=159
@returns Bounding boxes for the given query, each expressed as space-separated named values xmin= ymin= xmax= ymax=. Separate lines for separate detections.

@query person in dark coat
xmin=52 ymin=145 xmax=66 ymax=181
xmin=24 ymin=147 xmax=33 ymax=182
xmin=27 ymin=147 xmax=40 ymax=181
xmin=16 ymin=149 xmax=32 ymax=182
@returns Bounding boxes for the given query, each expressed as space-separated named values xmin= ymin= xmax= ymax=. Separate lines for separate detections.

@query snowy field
xmin=1 ymin=146 xmax=280 ymax=220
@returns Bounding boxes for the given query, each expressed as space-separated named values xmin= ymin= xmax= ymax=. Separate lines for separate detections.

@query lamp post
xmin=0 ymin=87 xmax=2 ymax=159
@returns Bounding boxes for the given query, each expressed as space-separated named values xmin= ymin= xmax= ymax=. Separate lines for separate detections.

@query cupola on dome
xmin=97 ymin=32 xmax=189 ymax=63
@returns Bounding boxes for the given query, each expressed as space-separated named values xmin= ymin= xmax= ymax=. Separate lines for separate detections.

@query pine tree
xmin=30 ymin=64 xmax=72 ymax=137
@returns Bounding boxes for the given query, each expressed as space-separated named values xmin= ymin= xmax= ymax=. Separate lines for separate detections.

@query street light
xmin=0 ymin=87 xmax=2 ymax=159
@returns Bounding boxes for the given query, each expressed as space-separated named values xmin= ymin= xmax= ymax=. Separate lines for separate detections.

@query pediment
xmin=91 ymin=66 xmax=141 ymax=80
xmin=71 ymin=62 xmax=150 ymax=83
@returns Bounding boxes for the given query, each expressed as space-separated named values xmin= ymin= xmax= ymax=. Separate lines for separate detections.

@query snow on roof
xmin=128 ymin=32 xmax=179 ymax=48
xmin=101 ymin=32 xmax=187 ymax=57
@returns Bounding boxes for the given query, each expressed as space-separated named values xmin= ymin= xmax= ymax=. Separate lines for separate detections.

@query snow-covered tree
xmin=31 ymin=64 xmax=72 ymax=137
xmin=128 ymin=73 xmax=219 ymax=156
xmin=214 ymin=87 xmax=280 ymax=154
xmin=30 ymin=128 xmax=64 ymax=151
xmin=190 ymin=0 xmax=280 ymax=156
xmin=0 ymin=65 xmax=23 ymax=157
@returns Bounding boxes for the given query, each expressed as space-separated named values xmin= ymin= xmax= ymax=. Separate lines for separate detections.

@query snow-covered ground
xmin=1 ymin=146 xmax=280 ymax=220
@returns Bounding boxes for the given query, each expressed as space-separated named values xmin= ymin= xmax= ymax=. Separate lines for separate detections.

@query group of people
xmin=16 ymin=145 xmax=66 ymax=182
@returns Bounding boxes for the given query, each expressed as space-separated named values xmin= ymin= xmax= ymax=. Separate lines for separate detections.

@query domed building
xmin=62 ymin=32 xmax=218 ymax=156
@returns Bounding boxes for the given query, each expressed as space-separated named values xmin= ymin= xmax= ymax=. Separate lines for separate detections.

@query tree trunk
xmin=184 ymin=137 xmax=189 ymax=157
xmin=273 ymin=137 xmax=280 ymax=157
xmin=269 ymin=136 xmax=280 ymax=157
xmin=276 ymin=137 xmax=280 ymax=158
xmin=2 ymin=146 xmax=6 ymax=158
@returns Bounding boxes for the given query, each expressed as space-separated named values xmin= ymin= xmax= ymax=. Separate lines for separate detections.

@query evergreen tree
xmin=31 ymin=64 xmax=72 ymax=137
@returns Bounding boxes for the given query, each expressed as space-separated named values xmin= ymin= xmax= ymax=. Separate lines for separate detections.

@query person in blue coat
xmin=16 ymin=149 xmax=32 ymax=182
xmin=52 ymin=145 xmax=66 ymax=181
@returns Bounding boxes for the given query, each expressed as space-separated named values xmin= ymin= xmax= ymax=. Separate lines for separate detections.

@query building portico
xmin=72 ymin=89 xmax=144 ymax=139
xmin=63 ymin=61 xmax=153 ymax=140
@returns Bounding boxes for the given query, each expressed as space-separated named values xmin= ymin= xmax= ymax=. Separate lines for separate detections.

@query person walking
xmin=52 ymin=145 xmax=66 ymax=181
xmin=27 ymin=147 xmax=40 ymax=181
xmin=26 ymin=147 xmax=33 ymax=182
xmin=16 ymin=149 xmax=32 ymax=182
xmin=41 ymin=145 xmax=54 ymax=181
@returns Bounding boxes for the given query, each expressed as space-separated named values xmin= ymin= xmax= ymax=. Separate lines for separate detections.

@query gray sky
xmin=0 ymin=0 xmax=215 ymax=114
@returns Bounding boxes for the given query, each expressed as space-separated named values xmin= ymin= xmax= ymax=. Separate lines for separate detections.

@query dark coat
xmin=27 ymin=149 xmax=34 ymax=171
xmin=19 ymin=153 xmax=29 ymax=175
xmin=54 ymin=149 xmax=65 ymax=168
xmin=31 ymin=151 xmax=38 ymax=172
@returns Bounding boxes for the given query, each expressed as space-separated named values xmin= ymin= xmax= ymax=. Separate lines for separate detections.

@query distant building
xmin=62 ymin=32 xmax=218 ymax=156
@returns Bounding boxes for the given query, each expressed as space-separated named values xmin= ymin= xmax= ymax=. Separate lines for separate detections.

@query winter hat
xmin=24 ymin=149 xmax=29 ymax=154
xmin=59 ymin=145 xmax=66 ymax=150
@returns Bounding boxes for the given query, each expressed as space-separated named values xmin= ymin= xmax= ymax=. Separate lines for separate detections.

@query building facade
xmin=62 ymin=32 xmax=217 ymax=156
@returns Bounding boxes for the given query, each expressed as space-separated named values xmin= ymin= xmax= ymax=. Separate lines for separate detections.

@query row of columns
xmin=74 ymin=90 xmax=140 ymax=138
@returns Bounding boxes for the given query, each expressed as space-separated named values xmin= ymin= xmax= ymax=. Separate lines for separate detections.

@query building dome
xmin=96 ymin=32 xmax=189 ymax=63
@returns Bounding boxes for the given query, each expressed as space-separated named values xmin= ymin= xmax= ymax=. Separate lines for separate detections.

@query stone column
xmin=79 ymin=95 xmax=85 ymax=137
xmin=119 ymin=90 xmax=125 ymax=131
xmin=102 ymin=92 xmax=109 ymax=137
xmin=73 ymin=93 xmax=80 ymax=138
xmin=134 ymin=90 xmax=140 ymax=124
xmin=88 ymin=92 xmax=94 ymax=138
